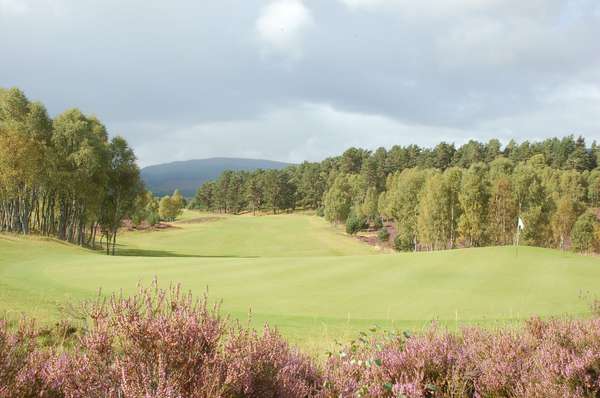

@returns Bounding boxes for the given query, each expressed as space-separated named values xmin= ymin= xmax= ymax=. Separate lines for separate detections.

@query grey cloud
xmin=1 ymin=0 xmax=599 ymax=166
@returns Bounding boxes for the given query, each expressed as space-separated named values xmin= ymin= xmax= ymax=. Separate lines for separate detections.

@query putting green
xmin=1 ymin=212 xmax=599 ymax=351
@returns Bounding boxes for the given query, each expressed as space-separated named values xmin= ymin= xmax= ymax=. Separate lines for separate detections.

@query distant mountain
xmin=141 ymin=157 xmax=292 ymax=197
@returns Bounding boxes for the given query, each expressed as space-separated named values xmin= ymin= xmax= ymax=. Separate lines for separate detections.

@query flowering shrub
xmin=2 ymin=283 xmax=600 ymax=397
xmin=1 ymin=282 xmax=321 ymax=398
xmin=323 ymin=319 xmax=600 ymax=397
xmin=0 ymin=319 xmax=56 ymax=398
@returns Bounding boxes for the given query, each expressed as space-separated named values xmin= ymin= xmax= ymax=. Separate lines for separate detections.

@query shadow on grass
xmin=104 ymin=247 xmax=257 ymax=258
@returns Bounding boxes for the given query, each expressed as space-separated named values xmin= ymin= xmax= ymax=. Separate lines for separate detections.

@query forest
xmin=192 ymin=136 xmax=600 ymax=253
xmin=0 ymin=87 xmax=143 ymax=254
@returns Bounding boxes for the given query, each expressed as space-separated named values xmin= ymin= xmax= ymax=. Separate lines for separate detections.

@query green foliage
xmin=587 ymin=169 xmax=600 ymax=207
xmin=551 ymin=196 xmax=579 ymax=249
xmin=372 ymin=216 xmax=383 ymax=230
xmin=296 ymin=162 xmax=326 ymax=209
xmin=189 ymin=134 xmax=600 ymax=254
xmin=132 ymin=191 xmax=160 ymax=226
xmin=324 ymin=174 xmax=354 ymax=223
xmin=377 ymin=228 xmax=389 ymax=242
xmin=382 ymin=168 xmax=426 ymax=249
xmin=263 ymin=169 xmax=296 ymax=214
xmin=453 ymin=139 xmax=485 ymax=168
xmin=340 ymin=147 xmax=368 ymax=174
xmin=171 ymin=189 xmax=185 ymax=211
xmin=99 ymin=136 xmax=143 ymax=254
xmin=432 ymin=141 xmax=456 ymax=170
xmin=394 ymin=233 xmax=414 ymax=252
xmin=359 ymin=187 xmax=380 ymax=225
xmin=345 ymin=210 xmax=367 ymax=235
xmin=418 ymin=171 xmax=455 ymax=250
xmin=159 ymin=190 xmax=184 ymax=221
xmin=159 ymin=196 xmax=173 ymax=220
xmin=443 ymin=167 xmax=463 ymax=248
xmin=245 ymin=170 xmax=264 ymax=214
xmin=193 ymin=181 xmax=216 ymax=210
xmin=513 ymin=160 xmax=553 ymax=246
xmin=458 ymin=163 xmax=489 ymax=247
xmin=488 ymin=171 xmax=518 ymax=245
xmin=0 ymin=87 xmax=142 ymax=253
xmin=571 ymin=211 xmax=599 ymax=253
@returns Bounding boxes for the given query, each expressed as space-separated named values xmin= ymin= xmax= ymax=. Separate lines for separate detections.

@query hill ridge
xmin=141 ymin=157 xmax=292 ymax=196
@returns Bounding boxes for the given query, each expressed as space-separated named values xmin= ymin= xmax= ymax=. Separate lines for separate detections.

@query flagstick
xmin=516 ymin=228 xmax=519 ymax=257
xmin=515 ymin=217 xmax=521 ymax=258
xmin=516 ymin=204 xmax=522 ymax=258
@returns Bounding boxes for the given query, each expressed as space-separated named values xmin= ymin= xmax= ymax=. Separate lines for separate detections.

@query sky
xmin=1 ymin=0 xmax=600 ymax=167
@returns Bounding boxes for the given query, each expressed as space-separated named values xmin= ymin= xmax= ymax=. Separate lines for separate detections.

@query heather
xmin=1 ymin=283 xmax=323 ymax=398
xmin=324 ymin=319 xmax=600 ymax=397
xmin=2 ymin=284 xmax=600 ymax=397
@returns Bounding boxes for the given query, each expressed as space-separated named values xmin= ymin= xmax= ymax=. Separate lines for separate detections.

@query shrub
xmin=146 ymin=211 xmax=160 ymax=226
xmin=373 ymin=217 xmax=384 ymax=230
xmin=394 ymin=233 xmax=414 ymax=251
xmin=316 ymin=206 xmax=325 ymax=217
xmin=346 ymin=212 xmax=367 ymax=235
xmin=378 ymin=228 xmax=390 ymax=242
xmin=218 ymin=325 xmax=322 ymax=397
xmin=0 ymin=320 xmax=55 ymax=398
xmin=571 ymin=211 xmax=599 ymax=252
xmin=324 ymin=319 xmax=600 ymax=397
xmin=14 ymin=282 xmax=322 ymax=398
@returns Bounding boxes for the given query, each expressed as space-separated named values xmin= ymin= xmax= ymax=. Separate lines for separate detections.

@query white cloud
xmin=0 ymin=0 xmax=67 ymax=17
xmin=256 ymin=0 xmax=313 ymax=56
xmin=544 ymin=82 xmax=600 ymax=103
xmin=338 ymin=0 xmax=399 ymax=10
xmin=337 ymin=0 xmax=562 ymax=19
xmin=0 ymin=0 xmax=29 ymax=15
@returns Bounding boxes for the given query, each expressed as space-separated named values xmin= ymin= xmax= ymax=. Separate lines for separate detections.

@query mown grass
xmin=117 ymin=212 xmax=378 ymax=258
xmin=1 ymin=211 xmax=600 ymax=352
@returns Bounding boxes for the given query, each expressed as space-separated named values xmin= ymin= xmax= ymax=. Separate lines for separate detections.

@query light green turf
xmin=1 ymin=212 xmax=600 ymax=351
xmin=116 ymin=213 xmax=378 ymax=258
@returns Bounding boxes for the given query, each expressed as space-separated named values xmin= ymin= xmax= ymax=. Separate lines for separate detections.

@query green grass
xmin=116 ymin=212 xmax=377 ymax=258
xmin=1 ymin=211 xmax=600 ymax=352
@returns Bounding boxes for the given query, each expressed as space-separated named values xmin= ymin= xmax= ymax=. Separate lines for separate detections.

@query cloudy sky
xmin=1 ymin=0 xmax=600 ymax=167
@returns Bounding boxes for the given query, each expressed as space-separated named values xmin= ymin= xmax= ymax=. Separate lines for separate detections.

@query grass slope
xmin=117 ymin=213 xmax=376 ymax=258
xmin=1 ymin=212 xmax=600 ymax=350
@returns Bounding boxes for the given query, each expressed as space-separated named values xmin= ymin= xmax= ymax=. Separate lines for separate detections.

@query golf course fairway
xmin=1 ymin=212 xmax=599 ymax=351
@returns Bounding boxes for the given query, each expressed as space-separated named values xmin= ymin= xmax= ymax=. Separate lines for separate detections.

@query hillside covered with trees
xmin=192 ymin=136 xmax=600 ymax=253
xmin=141 ymin=158 xmax=292 ymax=196
xmin=0 ymin=87 xmax=143 ymax=254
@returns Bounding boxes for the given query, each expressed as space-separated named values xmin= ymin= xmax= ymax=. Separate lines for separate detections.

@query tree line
xmin=192 ymin=136 xmax=600 ymax=253
xmin=0 ymin=87 xmax=143 ymax=254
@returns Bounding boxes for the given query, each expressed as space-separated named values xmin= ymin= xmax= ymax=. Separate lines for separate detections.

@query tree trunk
xmin=111 ymin=231 xmax=117 ymax=256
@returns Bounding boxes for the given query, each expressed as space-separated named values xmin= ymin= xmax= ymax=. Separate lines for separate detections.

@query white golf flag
xmin=517 ymin=217 xmax=525 ymax=231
